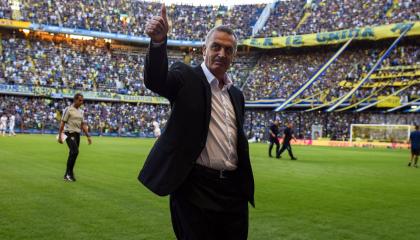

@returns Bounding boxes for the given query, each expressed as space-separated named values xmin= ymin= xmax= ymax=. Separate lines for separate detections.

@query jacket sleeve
xmin=240 ymin=91 xmax=245 ymax=120
xmin=143 ymin=40 xmax=183 ymax=102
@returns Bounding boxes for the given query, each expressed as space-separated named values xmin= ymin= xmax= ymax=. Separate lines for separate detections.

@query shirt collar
xmin=71 ymin=104 xmax=81 ymax=110
xmin=201 ymin=62 xmax=233 ymax=90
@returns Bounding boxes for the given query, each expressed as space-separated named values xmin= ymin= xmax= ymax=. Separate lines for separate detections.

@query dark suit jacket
xmin=138 ymin=41 xmax=254 ymax=206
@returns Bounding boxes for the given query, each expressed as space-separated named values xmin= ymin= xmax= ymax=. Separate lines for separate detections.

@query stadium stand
xmin=0 ymin=95 xmax=170 ymax=137
xmin=0 ymin=1 xmax=418 ymax=140
xmin=243 ymin=43 xmax=419 ymax=101
xmin=0 ymin=32 xmax=256 ymax=94
xmin=1 ymin=95 xmax=418 ymax=140
xmin=257 ymin=0 xmax=307 ymax=37
xmin=0 ymin=1 xmax=418 ymax=39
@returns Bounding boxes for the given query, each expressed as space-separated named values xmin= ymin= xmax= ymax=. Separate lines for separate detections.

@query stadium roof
xmin=148 ymin=0 xmax=278 ymax=6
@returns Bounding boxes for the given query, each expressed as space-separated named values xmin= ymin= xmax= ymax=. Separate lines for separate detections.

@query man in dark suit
xmin=408 ymin=125 xmax=420 ymax=168
xmin=138 ymin=4 xmax=254 ymax=240
xmin=268 ymin=120 xmax=281 ymax=158
xmin=278 ymin=122 xmax=298 ymax=160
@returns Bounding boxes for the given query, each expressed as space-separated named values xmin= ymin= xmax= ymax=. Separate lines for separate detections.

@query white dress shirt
xmin=196 ymin=63 xmax=238 ymax=171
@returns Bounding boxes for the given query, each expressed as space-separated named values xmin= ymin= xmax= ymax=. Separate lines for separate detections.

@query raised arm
xmin=144 ymin=4 xmax=183 ymax=102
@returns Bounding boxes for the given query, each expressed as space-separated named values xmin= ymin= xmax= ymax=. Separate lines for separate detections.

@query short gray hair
xmin=204 ymin=25 xmax=238 ymax=53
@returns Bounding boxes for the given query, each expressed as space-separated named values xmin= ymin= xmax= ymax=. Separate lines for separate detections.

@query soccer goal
xmin=349 ymin=124 xmax=412 ymax=143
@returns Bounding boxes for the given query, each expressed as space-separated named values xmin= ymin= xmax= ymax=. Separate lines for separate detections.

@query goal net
xmin=350 ymin=124 xmax=412 ymax=143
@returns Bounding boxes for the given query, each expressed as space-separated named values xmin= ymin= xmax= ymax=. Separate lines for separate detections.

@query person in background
xmin=58 ymin=93 xmax=92 ymax=182
xmin=408 ymin=125 xmax=420 ymax=168
xmin=278 ymin=122 xmax=298 ymax=160
xmin=0 ymin=113 xmax=7 ymax=137
xmin=8 ymin=113 xmax=16 ymax=136
xmin=268 ymin=120 xmax=281 ymax=158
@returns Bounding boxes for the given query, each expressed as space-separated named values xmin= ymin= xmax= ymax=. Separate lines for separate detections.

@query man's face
xmin=203 ymin=31 xmax=236 ymax=78
xmin=74 ymin=96 xmax=84 ymax=108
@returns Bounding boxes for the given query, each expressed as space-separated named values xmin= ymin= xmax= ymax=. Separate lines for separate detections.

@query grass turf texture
xmin=0 ymin=135 xmax=419 ymax=240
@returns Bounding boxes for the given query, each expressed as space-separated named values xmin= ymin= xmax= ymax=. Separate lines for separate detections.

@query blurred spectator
xmin=0 ymin=95 xmax=170 ymax=137
xmin=1 ymin=95 xmax=418 ymax=140
xmin=0 ymin=34 xmax=254 ymax=95
xmin=243 ymin=43 xmax=419 ymax=101
xmin=297 ymin=0 xmax=390 ymax=35
xmin=2 ymin=1 xmax=416 ymax=39
xmin=258 ymin=0 xmax=306 ymax=37
xmin=0 ymin=0 xmax=11 ymax=19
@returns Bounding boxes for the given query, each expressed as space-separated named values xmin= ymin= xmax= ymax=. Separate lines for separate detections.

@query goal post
xmin=349 ymin=124 xmax=412 ymax=143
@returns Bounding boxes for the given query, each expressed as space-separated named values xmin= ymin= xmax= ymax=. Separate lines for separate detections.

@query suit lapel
xmin=228 ymin=88 xmax=243 ymax=127
xmin=228 ymin=87 xmax=247 ymax=168
xmin=193 ymin=65 xmax=211 ymax=101
xmin=193 ymin=65 xmax=212 ymax=127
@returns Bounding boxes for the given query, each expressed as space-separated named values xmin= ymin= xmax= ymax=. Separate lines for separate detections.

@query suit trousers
xmin=269 ymin=136 xmax=280 ymax=157
xmin=278 ymin=141 xmax=295 ymax=158
xmin=170 ymin=165 xmax=248 ymax=240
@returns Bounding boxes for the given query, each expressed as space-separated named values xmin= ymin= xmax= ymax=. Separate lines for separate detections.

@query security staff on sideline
xmin=58 ymin=93 xmax=92 ymax=181
xmin=408 ymin=125 xmax=420 ymax=168
xmin=268 ymin=120 xmax=281 ymax=158
xmin=278 ymin=122 xmax=298 ymax=160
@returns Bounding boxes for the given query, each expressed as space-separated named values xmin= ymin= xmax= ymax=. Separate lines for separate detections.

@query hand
xmin=58 ymin=137 xmax=63 ymax=144
xmin=145 ymin=4 xmax=169 ymax=43
xmin=87 ymin=137 xmax=92 ymax=145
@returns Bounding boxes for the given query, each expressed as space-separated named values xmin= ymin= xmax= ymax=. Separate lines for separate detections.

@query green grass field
xmin=1 ymin=135 xmax=419 ymax=240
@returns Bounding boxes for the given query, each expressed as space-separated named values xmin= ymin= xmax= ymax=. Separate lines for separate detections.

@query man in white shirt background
xmin=8 ymin=113 xmax=16 ymax=136
xmin=0 ymin=113 xmax=7 ymax=137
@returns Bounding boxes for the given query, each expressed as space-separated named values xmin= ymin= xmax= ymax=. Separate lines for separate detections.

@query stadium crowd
xmin=1 ymin=1 xmax=264 ymax=40
xmin=1 ymin=95 xmax=418 ymax=141
xmin=3 ymin=33 xmax=417 ymax=102
xmin=243 ymin=43 xmax=420 ymax=101
xmin=0 ymin=0 xmax=10 ymax=19
xmin=1 ymin=34 xmax=418 ymax=115
xmin=0 ymin=34 xmax=258 ymax=94
xmin=0 ymin=1 xmax=418 ymax=141
xmin=0 ymin=35 xmax=155 ymax=95
xmin=258 ymin=0 xmax=307 ymax=37
xmin=0 ymin=0 xmax=418 ymax=39
xmin=0 ymin=95 xmax=169 ymax=137
xmin=296 ymin=0 xmax=391 ymax=36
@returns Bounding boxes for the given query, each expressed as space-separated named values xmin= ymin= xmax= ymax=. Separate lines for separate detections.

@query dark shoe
xmin=415 ymin=165 xmax=418 ymax=168
xmin=64 ymin=174 xmax=74 ymax=182
xmin=276 ymin=155 xmax=281 ymax=159
xmin=291 ymin=157 xmax=298 ymax=160
xmin=408 ymin=162 xmax=411 ymax=167
xmin=64 ymin=174 xmax=75 ymax=182
xmin=269 ymin=155 xmax=273 ymax=158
